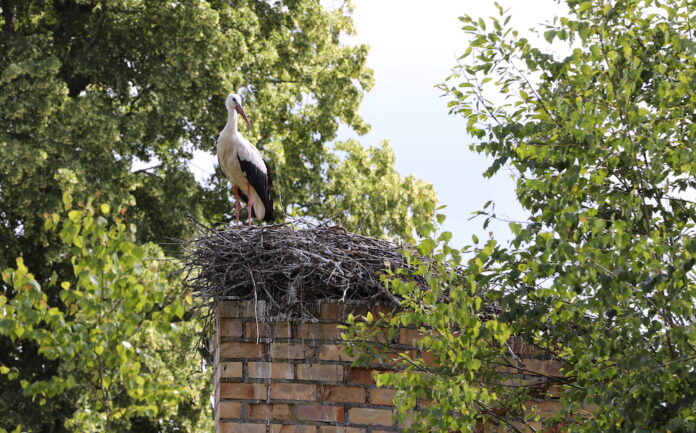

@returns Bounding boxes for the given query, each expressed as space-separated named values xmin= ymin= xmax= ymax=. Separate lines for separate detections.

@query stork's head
xmin=225 ymin=93 xmax=251 ymax=129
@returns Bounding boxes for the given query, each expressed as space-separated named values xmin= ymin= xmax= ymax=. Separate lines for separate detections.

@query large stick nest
xmin=180 ymin=219 xmax=418 ymax=318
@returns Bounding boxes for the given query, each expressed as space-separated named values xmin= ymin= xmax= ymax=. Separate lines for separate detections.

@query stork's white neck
xmin=225 ymin=109 xmax=239 ymax=133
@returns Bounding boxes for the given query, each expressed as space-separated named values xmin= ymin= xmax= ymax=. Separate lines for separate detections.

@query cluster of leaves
xmin=343 ymin=218 xmax=523 ymax=432
xmin=0 ymin=196 xmax=210 ymax=432
xmin=0 ymin=0 xmax=436 ymax=430
xmin=346 ymin=0 xmax=696 ymax=432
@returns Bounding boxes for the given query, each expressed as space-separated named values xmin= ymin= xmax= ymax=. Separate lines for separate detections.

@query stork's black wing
xmin=237 ymin=156 xmax=275 ymax=222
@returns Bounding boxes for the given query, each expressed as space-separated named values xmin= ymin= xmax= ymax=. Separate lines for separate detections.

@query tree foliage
xmin=0 ymin=0 xmax=436 ymax=431
xmin=344 ymin=219 xmax=519 ymax=433
xmin=1 ymin=196 xmax=210 ymax=432
xmin=323 ymin=140 xmax=435 ymax=238
xmin=346 ymin=0 xmax=696 ymax=431
xmin=0 ymin=0 xmax=433 ymax=276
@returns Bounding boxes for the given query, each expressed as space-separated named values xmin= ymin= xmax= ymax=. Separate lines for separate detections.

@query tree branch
xmin=2 ymin=0 xmax=15 ymax=34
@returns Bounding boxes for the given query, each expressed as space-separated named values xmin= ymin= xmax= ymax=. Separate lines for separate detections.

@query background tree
xmin=0 ymin=0 xmax=436 ymax=431
xmin=346 ymin=0 xmax=696 ymax=431
xmin=0 ymin=0 xmax=434 ymax=276
xmin=324 ymin=140 xmax=436 ymax=238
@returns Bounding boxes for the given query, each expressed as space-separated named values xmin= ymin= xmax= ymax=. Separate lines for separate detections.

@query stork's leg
xmin=247 ymin=183 xmax=254 ymax=227
xmin=233 ymin=185 xmax=241 ymax=224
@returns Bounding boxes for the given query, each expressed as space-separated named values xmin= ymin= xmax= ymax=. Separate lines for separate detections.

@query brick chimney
xmin=213 ymin=300 xmax=407 ymax=433
xmin=212 ymin=300 xmax=565 ymax=433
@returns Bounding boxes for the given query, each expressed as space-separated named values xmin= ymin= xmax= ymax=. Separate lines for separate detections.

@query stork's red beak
xmin=235 ymin=104 xmax=251 ymax=129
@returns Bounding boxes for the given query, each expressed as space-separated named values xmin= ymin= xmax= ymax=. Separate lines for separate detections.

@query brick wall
xmin=212 ymin=300 xmax=564 ymax=433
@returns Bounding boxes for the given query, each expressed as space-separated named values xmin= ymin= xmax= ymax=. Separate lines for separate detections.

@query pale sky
xmin=191 ymin=0 xmax=571 ymax=247
xmin=338 ymin=0 xmax=570 ymax=246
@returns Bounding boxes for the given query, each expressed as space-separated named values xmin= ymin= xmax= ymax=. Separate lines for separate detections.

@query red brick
xmin=348 ymin=368 xmax=376 ymax=384
xmin=348 ymin=408 xmax=393 ymax=426
xmin=248 ymin=362 xmax=294 ymax=380
xmin=366 ymin=328 xmax=393 ymax=345
xmin=348 ymin=305 xmax=394 ymax=321
xmin=217 ymin=301 xmax=266 ymax=318
xmin=527 ymin=422 xmax=544 ymax=432
xmin=218 ymin=401 xmax=241 ymax=418
xmin=398 ymin=328 xmax=421 ymax=346
xmin=297 ymin=323 xmax=341 ymax=340
xmin=296 ymin=364 xmax=343 ymax=382
xmin=219 ymin=341 xmax=266 ymax=359
xmin=219 ymin=382 xmax=266 ymax=400
xmin=579 ymin=403 xmax=598 ymax=416
xmin=271 ymin=426 xmax=317 ymax=433
xmin=246 ymin=322 xmax=292 ymax=339
xmin=219 ymin=319 xmax=243 ymax=338
xmin=527 ymin=377 xmax=564 ymax=399
xmin=219 ymin=422 xmax=266 ymax=433
xmin=270 ymin=383 xmax=317 ymax=401
xmin=319 ymin=302 xmax=343 ymax=320
xmin=248 ymin=403 xmax=292 ymax=420
xmin=373 ymin=305 xmax=396 ymax=316
xmin=518 ymin=359 xmax=565 ymax=377
xmin=420 ymin=350 xmax=436 ymax=365
xmin=499 ymin=377 xmax=526 ymax=389
xmin=398 ymin=413 xmax=415 ymax=428
xmin=524 ymin=400 xmax=561 ymax=416
xmin=349 ymin=305 xmax=369 ymax=318
xmin=296 ymin=404 xmax=345 ymax=422
xmin=318 ymin=428 xmax=366 ymax=433
xmin=494 ymin=363 xmax=517 ymax=374
xmin=270 ymin=343 xmax=313 ymax=359
xmin=370 ymin=388 xmax=397 ymax=406
xmin=374 ymin=349 xmax=417 ymax=367
xmin=320 ymin=385 xmax=366 ymax=403
xmin=548 ymin=384 xmax=564 ymax=398
xmin=318 ymin=344 xmax=357 ymax=362
xmin=507 ymin=336 xmax=540 ymax=355
xmin=217 ymin=362 xmax=243 ymax=378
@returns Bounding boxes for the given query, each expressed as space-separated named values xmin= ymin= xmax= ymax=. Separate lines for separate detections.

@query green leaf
xmin=62 ymin=192 xmax=72 ymax=211
xmin=68 ymin=210 xmax=82 ymax=222
xmin=544 ymin=30 xmax=557 ymax=43
xmin=509 ymin=222 xmax=522 ymax=235
xmin=417 ymin=238 xmax=437 ymax=256
xmin=578 ymin=1 xmax=593 ymax=12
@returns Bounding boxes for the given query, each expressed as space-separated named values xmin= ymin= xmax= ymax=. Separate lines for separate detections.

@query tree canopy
xmin=0 ymin=0 xmax=435 ymax=274
xmin=0 ymin=0 xmax=436 ymax=431
xmin=346 ymin=0 xmax=696 ymax=431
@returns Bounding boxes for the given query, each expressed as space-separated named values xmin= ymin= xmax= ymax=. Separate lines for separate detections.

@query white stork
xmin=217 ymin=93 xmax=274 ymax=225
